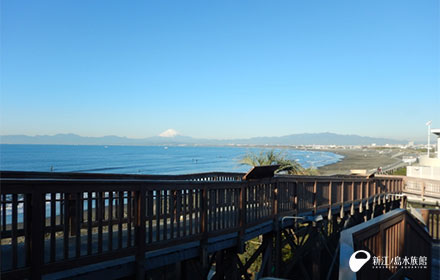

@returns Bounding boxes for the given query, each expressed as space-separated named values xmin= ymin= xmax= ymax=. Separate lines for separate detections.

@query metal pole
xmin=428 ymin=123 xmax=431 ymax=157
xmin=426 ymin=121 xmax=432 ymax=157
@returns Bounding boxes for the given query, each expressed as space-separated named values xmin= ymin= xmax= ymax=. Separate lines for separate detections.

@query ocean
xmin=0 ymin=144 xmax=343 ymax=174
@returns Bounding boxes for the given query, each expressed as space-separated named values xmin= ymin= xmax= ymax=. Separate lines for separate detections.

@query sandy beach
xmin=315 ymin=148 xmax=405 ymax=175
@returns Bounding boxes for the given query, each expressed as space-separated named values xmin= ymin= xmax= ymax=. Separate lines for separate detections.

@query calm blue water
xmin=0 ymin=144 xmax=343 ymax=174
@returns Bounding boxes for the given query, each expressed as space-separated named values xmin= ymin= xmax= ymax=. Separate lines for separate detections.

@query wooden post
xmin=237 ymin=183 xmax=246 ymax=253
xmin=341 ymin=181 xmax=344 ymax=203
xmin=340 ymin=181 xmax=345 ymax=218
xmin=360 ymin=181 xmax=363 ymax=201
xmin=328 ymin=181 xmax=332 ymax=220
xmin=135 ymin=189 xmax=146 ymax=280
xmin=313 ymin=180 xmax=317 ymax=214
xmin=311 ymin=226 xmax=321 ymax=280
xmin=200 ymin=187 xmax=209 ymax=267
xmin=67 ymin=193 xmax=77 ymax=236
xmin=273 ymin=180 xmax=279 ymax=217
xmin=30 ymin=192 xmax=44 ymax=280
xmin=273 ymin=180 xmax=281 ymax=277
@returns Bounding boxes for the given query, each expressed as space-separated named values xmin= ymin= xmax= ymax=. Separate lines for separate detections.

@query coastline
xmin=231 ymin=144 xmax=405 ymax=176
xmin=314 ymin=148 xmax=403 ymax=175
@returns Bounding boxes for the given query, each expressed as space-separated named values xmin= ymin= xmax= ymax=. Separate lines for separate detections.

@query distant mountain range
xmin=0 ymin=132 xmax=408 ymax=146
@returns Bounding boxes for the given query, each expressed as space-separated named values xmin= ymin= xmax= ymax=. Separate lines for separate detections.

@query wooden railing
xmin=0 ymin=170 xmax=245 ymax=181
xmin=339 ymin=209 xmax=432 ymax=280
xmin=403 ymin=176 xmax=440 ymax=199
xmin=419 ymin=209 xmax=440 ymax=242
xmin=0 ymin=172 xmax=403 ymax=279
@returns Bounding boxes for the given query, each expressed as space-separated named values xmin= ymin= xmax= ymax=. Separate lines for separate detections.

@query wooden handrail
xmin=0 ymin=172 xmax=403 ymax=279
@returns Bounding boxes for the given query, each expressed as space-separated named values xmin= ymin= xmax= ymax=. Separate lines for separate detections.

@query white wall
xmin=419 ymin=155 xmax=440 ymax=167
xmin=407 ymin=165 xmax=440 ymax=180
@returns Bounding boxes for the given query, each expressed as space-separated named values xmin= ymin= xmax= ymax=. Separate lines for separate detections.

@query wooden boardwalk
xmin=0 ymin=171 xmax=405 ymax=279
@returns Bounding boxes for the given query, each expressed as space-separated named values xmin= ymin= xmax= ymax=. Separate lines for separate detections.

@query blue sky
xmin=1 ymin=0 xmax=439 ymax=141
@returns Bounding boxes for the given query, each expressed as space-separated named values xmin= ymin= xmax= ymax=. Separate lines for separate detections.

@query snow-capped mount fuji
xmin=159 ymin=129 xmax=179 ymax=138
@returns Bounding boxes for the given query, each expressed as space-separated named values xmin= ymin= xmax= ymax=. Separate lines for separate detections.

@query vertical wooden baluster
xmin=109 ymin=191 xmax=113 ymax=250
xmin=12 ymin=193 xmax=18 ymax=269
xmin=118 ymin=191 xmax=123 ymax=249
xmin=235 ymin=188 xmax=240 ymax=226
xmin=328 ymin=181 xmax=332 ymax=208
xmin=216 ymin=189 xmax=220 ymax=230
xmin=98 ymin=192 xmax=103 ymax=253
xmin=207 ymin=190 xmax=212 ymax=231
xmin=351 ymin=182 xmax=355 ymax=203
xmin=201 ymin=187 xmax=208 ymax=235
xmin=176 ymin=190 xmax=181 ymax=238
xmin=183 ymin=190 xmax=187 ymax=236
xmin=226 ymin=188 xmax=230 ymax=228
xmin=261 ymin=185 xmax=264 ymax=217
xmin=95 ymin=191 xmax=99 ymax=229
xmin=148 ymin=190 xmax=153 ymax=244
xmin=213 ymin=188 xmax=217 ymax=231
xmin=24 ymin=194 xmax=32 ymax=266
xmin=366 ymin=180 xmax=370 ymax=200
xmin=50 ymin=193 xmax=56 ymax=262
xmin=250 ymin=184 xmax=254 ymax=221
xmin=189 ymin=189 xmax=194 ymax=235
xmin=135 ymin=188 xmax=146 ymax=280
xmin=163 ymin=189 xmax=167 ymax=241
xmin=170 ymin=190 xmax=175 ymax=239
xmin=214 ymin=188 xmax=217 ymax=230
xmin=257 ymin=185 xmax=260 ymax=219
xmin=233 ymin=188 xmax=237 ymax=227
xmin=2 ymin=195 xmax=6 ymax=232
xmin=340 ymin=181 xmax=344 ymax=205
xmin=247 ymin=186 xmax=251 ymax=223
xmin=30 ymin=192 xmax=44 ymax=280
xmin=261 ymin=184 xmax=264 ymax=218
xmin=437 ymin=213 xmax=439 ymax=240
xmin=234 ymin=188 xmax=238 ymax=226
xmin=313 ymin=181 xmax=317 ymax=214
xmin=156 ymin=189 xmax=161 ymax=242
xmin=238 ymin=183 xmax=246 ymax=251
xmin=219 ymin=189 xmax=223 ymax=229
xmin=224 ymin=188 xmax=227 ymax=228
xmin=75 ymin=193 xmax=81 ymax=257
xmin=269 ymin=184 xmax=272 ymax=217
xmin=194 ymin=189 xmax=199 ymax=233
xmin=87 ymin=192 xmax=92 ymax=255
xmin=227 ymin=188 xmax=231 ymax=228
xmin=127 ymin=191 xmax=132 ymax=247
xmin=63 ymin=193 xmax=70 ymax=259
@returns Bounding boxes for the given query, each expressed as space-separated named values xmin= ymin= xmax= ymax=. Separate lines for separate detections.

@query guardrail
xmin=0 ymin=171 xmax=403 ymax=279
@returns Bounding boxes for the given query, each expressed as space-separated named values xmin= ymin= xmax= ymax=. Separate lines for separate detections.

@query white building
xmin=407 ymin=128 xmax=440 ymax=180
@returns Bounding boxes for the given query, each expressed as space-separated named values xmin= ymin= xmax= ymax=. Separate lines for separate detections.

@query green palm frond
xmin=240 ymin=149 xmax=313 ymax=175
